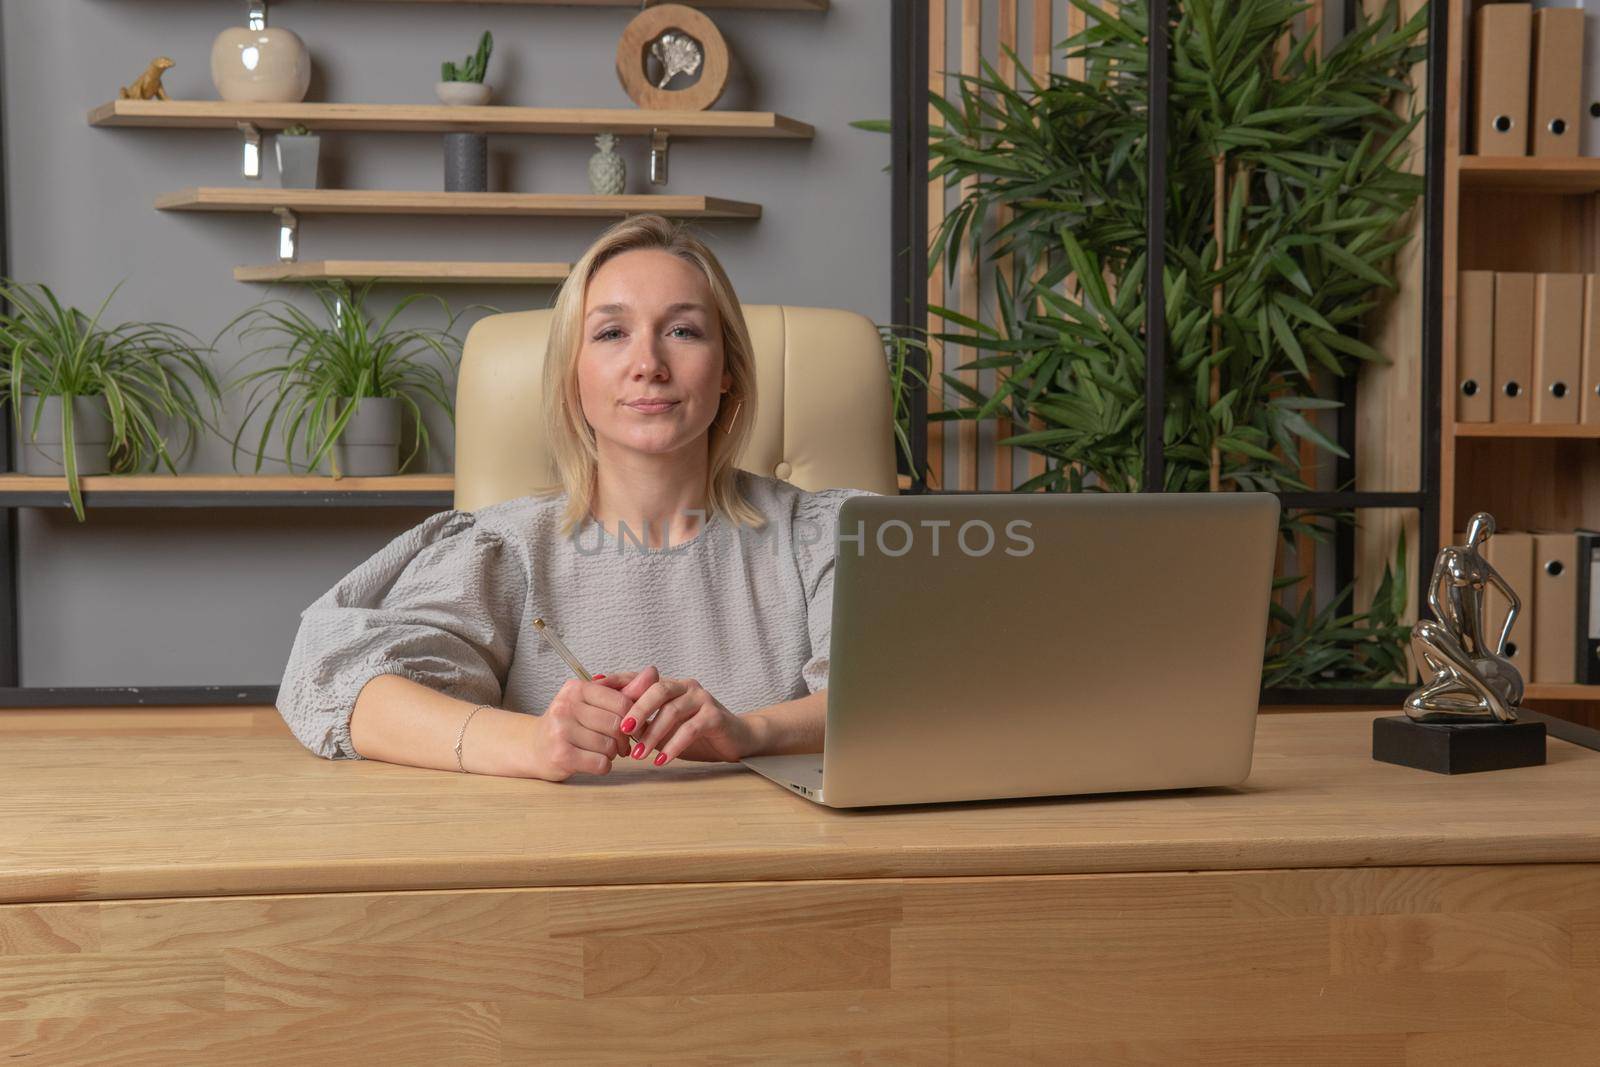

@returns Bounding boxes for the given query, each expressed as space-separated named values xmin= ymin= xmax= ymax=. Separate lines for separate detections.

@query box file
xmin=1532 ymin=272 xmax=1582 ymax=421
xmin=1532 ymin=7 xmax=1585 ymax=155
xmin=1583 ymin=276 xmax=1600 ymax=423
xmin=1532 ymin=531 xmax=1578 ymax=684
xmin=1473 ymin=3 xmax=1534 ymax=155
xmin=1565 ymin=0 xmax=1600 ymax=155
xmin=1575 ymin=529 xmax=1600 ymax=683
xmin=1485 ymin=531 xmax=1535 ymax=673
xmin=1458 ymin=271 xmax=1495 ymax=422
xmin=1493 ymin=272 xmax=1535 ymax=422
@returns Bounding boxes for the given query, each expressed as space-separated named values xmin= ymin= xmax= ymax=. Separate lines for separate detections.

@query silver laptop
xmin=741 ymin=491 xmax=1281 ymax=808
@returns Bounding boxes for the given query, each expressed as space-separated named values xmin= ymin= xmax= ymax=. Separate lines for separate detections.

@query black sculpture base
xmin=1372 ymin=715 xmax=1546 ymax=775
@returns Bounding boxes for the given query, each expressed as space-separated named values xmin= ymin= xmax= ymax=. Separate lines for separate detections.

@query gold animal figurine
xmin=120 ymin=57 xmax=175 ymax=101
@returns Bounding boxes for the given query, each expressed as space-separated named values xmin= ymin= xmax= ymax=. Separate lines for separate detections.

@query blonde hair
xmin=538 ymin=214 xmax=764 ymax=537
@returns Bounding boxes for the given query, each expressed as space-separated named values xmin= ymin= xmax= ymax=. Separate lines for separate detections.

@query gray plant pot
xmin=275 ymin=133 xmax=322 ymax=189
xmin=11 ymin=395 xmax=112 ymax=476
xmin=323 ymin=396 xmax=402 ymax=476
xmin=443 ymin=132 xmax=488 ymax=192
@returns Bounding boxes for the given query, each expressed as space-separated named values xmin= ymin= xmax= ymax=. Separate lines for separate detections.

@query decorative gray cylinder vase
xmin=325 ymin=396 xmax=402 ymax=476
xmin=443 ymin=132 xmax=488 ymax=192
xmin=12 ymin=395 xmax=112 ymax=475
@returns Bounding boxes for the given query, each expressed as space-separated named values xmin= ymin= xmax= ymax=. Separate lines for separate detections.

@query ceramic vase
xmin=211 ymin=25 xmax=311 ymax=103
xmin=588 ymin=133 xmax=626 ymax=195
xmin=443 ymin=133 xmax=488 ymax=192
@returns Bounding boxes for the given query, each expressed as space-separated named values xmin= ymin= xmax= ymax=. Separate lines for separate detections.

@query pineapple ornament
xmin=588 ymin=133 xmax=626 ymax=195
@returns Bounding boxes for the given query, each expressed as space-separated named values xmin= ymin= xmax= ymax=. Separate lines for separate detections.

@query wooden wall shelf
xmin=1454 ymin=423 xmax=1600 ymax=439
xmin=0 ymin=474 xmax=456 ymax=509
xmin=1458 ymin=155 xmax=1600 ymax=193
xmin=344 ymin=0 xmax=829 ymax=8
xmin=156 ymin=187 xmax=762 ymax=218
xmin=233 ymin=260 xmax=572 ymax=284
xmin=89 ymin=100 xmax=815 ymax=140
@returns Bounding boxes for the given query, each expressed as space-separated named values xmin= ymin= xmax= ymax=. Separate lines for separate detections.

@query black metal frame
xmin=890 ymin=0 xmax=931 ymax=485
xmin=891 ymin=0 xmax=1447 ymax=705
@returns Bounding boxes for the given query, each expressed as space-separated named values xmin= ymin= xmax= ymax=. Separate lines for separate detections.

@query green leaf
xmin=1267 ymin=302 xmax=1311 ymax=380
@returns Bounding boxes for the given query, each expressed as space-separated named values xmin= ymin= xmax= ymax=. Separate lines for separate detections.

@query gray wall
xmin=1 ymin=0 xmax=892 ymax=687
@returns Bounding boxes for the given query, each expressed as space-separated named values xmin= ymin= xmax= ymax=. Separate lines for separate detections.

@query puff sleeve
xmin=274 ymin=509 xmax=525 ymax=760
xmin=793 ymin=486 xmax=880 ymax=694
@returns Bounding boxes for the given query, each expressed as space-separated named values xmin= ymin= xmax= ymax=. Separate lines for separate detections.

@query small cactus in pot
xmin=436 ymin=31 xmax=494 ymax=105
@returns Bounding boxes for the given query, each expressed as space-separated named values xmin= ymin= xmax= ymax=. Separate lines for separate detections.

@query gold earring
xmin=716 ymin=397 xmax=743 ymax=434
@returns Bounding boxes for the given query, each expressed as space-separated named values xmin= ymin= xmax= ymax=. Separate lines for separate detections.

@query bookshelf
xmin=1446 ymin=0 xmax=1600 ymax=724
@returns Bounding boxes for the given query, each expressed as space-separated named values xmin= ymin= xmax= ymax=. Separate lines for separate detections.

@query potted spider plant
xmin=0 ymin=279 xmax=223 ymax=522
xmin=221 ymin=280 xmax=475 ymax=477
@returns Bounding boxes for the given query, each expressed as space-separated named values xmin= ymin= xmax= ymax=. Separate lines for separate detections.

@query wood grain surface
xmin=3 ymin=707 xmax=1599 ymax=1061
xmin=3 ymin=710 xmax=1598 ymax=905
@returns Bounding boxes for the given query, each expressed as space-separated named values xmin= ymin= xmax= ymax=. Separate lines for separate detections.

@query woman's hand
xmin=596 ymin=666 xmax=758 ymax=765
xmin=526 ymin=676 xmax=635 ymax=781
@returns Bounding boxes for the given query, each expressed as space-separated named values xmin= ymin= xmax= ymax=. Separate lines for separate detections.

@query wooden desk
xmin=3 ymin=707 xmax=1600 ymax=1064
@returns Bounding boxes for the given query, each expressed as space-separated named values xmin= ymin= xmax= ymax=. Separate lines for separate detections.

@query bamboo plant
xmin=861 ymin=0 xmax=1428 ymax=687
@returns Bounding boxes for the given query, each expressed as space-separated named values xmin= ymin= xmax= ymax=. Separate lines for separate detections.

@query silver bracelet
xmin=454 ymin=704 xmax=492 ymax=773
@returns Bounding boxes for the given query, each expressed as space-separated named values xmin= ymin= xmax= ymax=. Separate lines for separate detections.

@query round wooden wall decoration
xmin=615 ymin=3 xmax=729 ymax=111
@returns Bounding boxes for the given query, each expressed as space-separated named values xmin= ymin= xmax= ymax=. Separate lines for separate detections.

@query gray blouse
xmin=275 ymin=468 xmax=877 ymax=760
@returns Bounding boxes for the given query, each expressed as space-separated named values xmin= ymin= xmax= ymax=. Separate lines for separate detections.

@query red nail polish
xmin=621 ymin=716 xmax=637 ymax=733
xmin=594 ymin=673 xmax=607 ymax=679
xmin=632 ymin=742 xmax=646 ymax=759
xmin=653 ymin=752 xmax=668 ymax=766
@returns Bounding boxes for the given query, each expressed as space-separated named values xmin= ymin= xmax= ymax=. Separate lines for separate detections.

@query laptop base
xmin=741 ymin=753 xmax=826 ymax=804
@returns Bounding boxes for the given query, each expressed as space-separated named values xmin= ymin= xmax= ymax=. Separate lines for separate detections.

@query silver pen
xmin=532 ymin=617 xmax=649 ymax=752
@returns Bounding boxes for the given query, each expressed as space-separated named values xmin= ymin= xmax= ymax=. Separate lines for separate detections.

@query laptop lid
xmin=819 ymin=491 xmax=1281 ymax=808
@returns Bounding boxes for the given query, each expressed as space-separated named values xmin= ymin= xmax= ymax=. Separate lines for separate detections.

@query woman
xmin=275 ymin=214 xmax=876 ymax=781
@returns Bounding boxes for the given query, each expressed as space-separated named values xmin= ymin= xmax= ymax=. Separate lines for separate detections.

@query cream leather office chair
xmin=452 ymin=305 xmax=899 ymax=512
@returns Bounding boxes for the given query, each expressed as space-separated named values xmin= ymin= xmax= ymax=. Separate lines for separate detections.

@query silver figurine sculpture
xmin=651 ymin=31 xmax=703 ymax=89
xmin=1405 ymin=512 xmax=1524 ymax=723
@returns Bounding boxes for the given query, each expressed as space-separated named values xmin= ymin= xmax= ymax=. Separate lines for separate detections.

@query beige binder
xmin=1493 ymin=272 xmax=1535 ymax=422
xmin=1533 ymin=532 xmax=1578 ymax=684
xmin=1458 ymin=271 xmax=1495 ymax=422
xmin=1583 ymin=276 xmax=1600 ymax=424
xmin=1485 ymin=531 xmax=1535 ymax=673
xmin=1533 ymin=272 xmax=1582 ymax=422
xmin=1532 ymin=7 xmax=1585 ymax=156
xmin=1474 ymin=3 xmax=1534 ymax=155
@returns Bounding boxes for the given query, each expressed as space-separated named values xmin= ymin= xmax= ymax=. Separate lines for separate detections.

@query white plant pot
xmin=435 ymin=81 xmax=492 ymax=106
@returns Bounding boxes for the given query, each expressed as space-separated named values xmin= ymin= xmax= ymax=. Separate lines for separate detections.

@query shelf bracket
xmin=649 ymin=128 xmax=670 ymax=186
xmin=238 ymin=122 xmax=263 ymax=180
xmin=248 ymin=0 xmax=267 ymax=30
xmin=273 ymin=207 xmax=299 ymax=262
